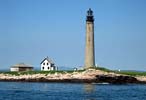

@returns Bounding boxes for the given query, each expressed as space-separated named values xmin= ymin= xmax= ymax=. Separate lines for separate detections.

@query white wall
xmin=41 ymin=59 xmax=56 ymax=71
xmin=10 ymin=67 xmax=19 ymax=72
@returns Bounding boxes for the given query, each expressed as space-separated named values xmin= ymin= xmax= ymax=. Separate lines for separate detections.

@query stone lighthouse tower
xmin=85 ymin=8 xmax=95 ymax=69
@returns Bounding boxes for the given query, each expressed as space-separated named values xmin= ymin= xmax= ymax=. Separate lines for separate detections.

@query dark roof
xmin=87 ymin=8 xmax=93 ymax=16
xmin=11 ymin=63 xmax=33 ymax=68
xmin=40 ymin=57 xmax=54 ymax=64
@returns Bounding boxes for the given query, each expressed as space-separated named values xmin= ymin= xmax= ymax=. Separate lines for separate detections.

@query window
xmin=43 ymin=63 xmax=45 ymax=65
xmin=47 ymin=63 xmax=49 ymax=65
xmin=42 ymin=67 xmax=44 ymax=70
xmin=51 ymin=64 xmax=54 ymax=67
xmin=48 ymin=67 xmax=49 ymax=70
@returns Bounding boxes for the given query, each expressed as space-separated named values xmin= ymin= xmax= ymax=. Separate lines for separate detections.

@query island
xmin=1 ymin=67 xmax=146 ymax=84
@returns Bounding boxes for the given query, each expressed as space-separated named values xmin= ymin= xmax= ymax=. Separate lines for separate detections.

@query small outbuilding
xmin=40 ymin=57 xmax=57 ymax=71
xmin=10 ymin=63 xmax=33 ymax=72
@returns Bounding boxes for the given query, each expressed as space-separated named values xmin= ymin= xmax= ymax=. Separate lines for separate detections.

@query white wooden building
xmin=40 ymin=57 xmax=57 ymax=71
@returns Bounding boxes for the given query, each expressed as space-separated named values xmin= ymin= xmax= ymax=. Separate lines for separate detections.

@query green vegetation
xmin=0 ymin=67 xmax=146 ymax=76
xmin=0 ymin=69 xmax=85 ymax=76
xmin=94 ymin=66 xmax=146 ymax=76
xmin=0 ymin=71 xmax=20 ymax=76
xmin=115 ymin=71 xmax=146 ymax=76
xmin=0 ymin=71 xmax=64 ymax=76
xmin=91 ymin=66 xmax=146 ymax=76
xmin=91 ymin=66 xmax=114 ymax=72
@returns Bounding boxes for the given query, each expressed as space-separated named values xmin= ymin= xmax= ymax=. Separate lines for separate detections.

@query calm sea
xmin=0 ymin=82 xmax=146 ymax=100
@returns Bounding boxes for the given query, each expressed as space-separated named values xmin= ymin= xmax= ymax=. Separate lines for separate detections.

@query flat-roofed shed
xmin=10 ymin=63 xmax=33 ymax=72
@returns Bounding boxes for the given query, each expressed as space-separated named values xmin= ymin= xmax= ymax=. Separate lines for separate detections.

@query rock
xmin=0 ymin=69 xmax=144 ymax=84
xmin=96 ymin=75 xmax=138 ymax=84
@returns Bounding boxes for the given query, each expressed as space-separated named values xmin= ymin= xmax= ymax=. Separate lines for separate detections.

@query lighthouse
xmin=85 ymin=8 xmax=95 ymax=69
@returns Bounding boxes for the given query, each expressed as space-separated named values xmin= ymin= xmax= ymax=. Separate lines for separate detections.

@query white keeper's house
xmin=40 ymin=57 xmax=57 ymax=71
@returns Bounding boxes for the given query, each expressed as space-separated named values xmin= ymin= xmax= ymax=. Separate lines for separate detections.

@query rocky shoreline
xmin=0 ymin=69 xmax=146 ymax=84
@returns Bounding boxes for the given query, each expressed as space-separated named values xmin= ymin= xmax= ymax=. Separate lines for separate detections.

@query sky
xmin=0 ymin=0 xmax=146 ymax=71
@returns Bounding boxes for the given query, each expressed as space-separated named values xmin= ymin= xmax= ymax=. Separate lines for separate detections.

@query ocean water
xmin=0 ymin=82 xmax=146 ymax=100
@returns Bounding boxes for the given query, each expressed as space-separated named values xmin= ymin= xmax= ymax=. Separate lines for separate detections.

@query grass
xmin=0 ymin=71 xmax=65 ymax=76
xmin=90 ymin=66 xmax=114 ymax=72
xmin=1 ymin=67 xmax=146 ymax=76
xmin=115 ymin=71 xmax=146 ymax=76
xmin=90 ymin=66 xmax=146 ymax=76
xmin=0 ymin=71 xmax=20 ymax=76
xmin=94 ymin=67 xmax=146 ymax=76
xmin=0 ymin=69 xmax=85 ymax=76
